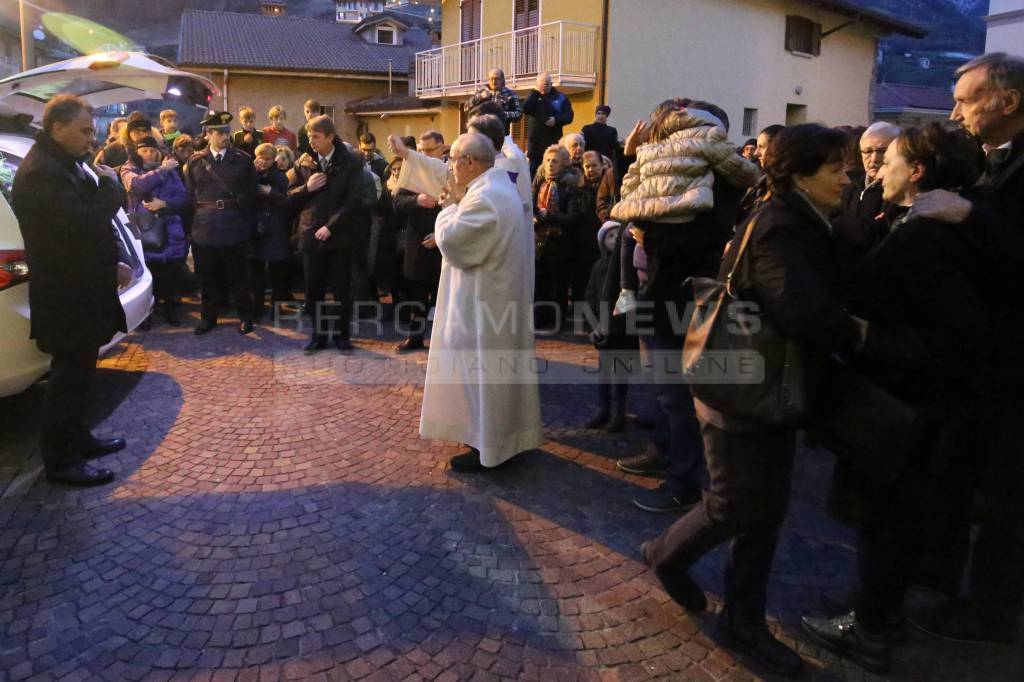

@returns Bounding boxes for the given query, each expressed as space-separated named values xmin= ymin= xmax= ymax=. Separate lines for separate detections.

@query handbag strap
xmin=724 ymin=207 xmax=763 ymax=298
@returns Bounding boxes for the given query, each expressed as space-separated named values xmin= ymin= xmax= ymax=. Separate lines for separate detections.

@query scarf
xmin=536 ymin=177 xmax=561 ymax=215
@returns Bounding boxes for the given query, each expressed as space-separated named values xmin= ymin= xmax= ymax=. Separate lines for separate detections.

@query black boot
xmin=716 ymin=611 xmax=804 ymax=677
xmin=605 ymin=408 xmax=626 ymax=432
xmin=162 ymin=300 xmax=180 ymax=327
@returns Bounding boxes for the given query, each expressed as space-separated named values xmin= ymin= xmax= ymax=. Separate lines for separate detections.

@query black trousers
xmin=248 ymin=258 xmax=292 ymax=320
xmin=304 ymin=247 xmax=352 ymax=342
xmin=646 ymin=420 xmax=796 ymax=624
xmin=349 ymin=222 xmax=372 ymax=304
xmin=40 ymin=347 xmax=99 ymax=472
xmin=194 ymin=242 xmax=252 ymax=324
xmin=398 ymin=278 xmax=437 ymax=342
xmin=148 ymin=259 xmax=185 ymax=304
xmin=919 ymin=400 xmax=1024 ymax=629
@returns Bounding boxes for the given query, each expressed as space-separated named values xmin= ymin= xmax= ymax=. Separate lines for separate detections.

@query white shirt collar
xmin=319 ymin=147 xmax=335 ymax=167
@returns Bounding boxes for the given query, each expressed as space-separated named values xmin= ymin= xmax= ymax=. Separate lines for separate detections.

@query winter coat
xmin=251 ymin=166 xmax=291 ymax=262
xmin=12 ymin=131 xmax=128 ymax=353
xmin=522 ymin=88 xmax=574 ymax=154
xmin=231 ymin=128 xmax=263 ymax=158
xmin=287 ymin=138 xmax=365 ymax=253
xmin=393 ymin=188 xmax=441 ymax=286
xmin=831 ymin=177 xmax=889 ymax=275
xmin=532 ymin=169 xmax=582 ymax=265
xmin=185 ymin=146 xmax=258 ymax=247
xmin=582 ymin=121 xmax=619 ymax=163
xmin=611 ymin=108 xmax=759 ymax=224
xmin=466 ymin=85 xmax=524 ymax=128
xmin=120 ymin=158 xmax=190 ymax=263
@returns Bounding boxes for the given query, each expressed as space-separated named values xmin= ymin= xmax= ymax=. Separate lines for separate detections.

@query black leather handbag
xmin=133 ymin=208 xmax=168 ymax=253
xmin=682 ymin=214 xmax=808 ymax=426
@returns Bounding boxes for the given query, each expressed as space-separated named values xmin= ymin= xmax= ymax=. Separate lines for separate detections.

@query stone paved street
xmin=1 ymin=305 xmax=1021 ymax=682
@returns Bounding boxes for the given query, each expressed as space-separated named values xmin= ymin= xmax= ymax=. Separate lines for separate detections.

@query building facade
xmin=416 ymin=0 xmax=923 ymax=147
xmin=985 ymin=0 xmax=1024 ymax=56
xmin=178 ymin=9 xmax=437 ymax=144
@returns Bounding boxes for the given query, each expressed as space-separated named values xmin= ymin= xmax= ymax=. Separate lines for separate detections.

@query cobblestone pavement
xmin=1 ymin=304 xmax=1021 ymax=682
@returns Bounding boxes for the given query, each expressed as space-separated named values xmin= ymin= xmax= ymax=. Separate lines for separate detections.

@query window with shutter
xmin=785 ymin=15 xmax=822 ymax=56
xmin=514 ymin=0 xmax=540 ymax=31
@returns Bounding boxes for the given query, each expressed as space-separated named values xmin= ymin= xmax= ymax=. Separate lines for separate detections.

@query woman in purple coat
xmin=120 ymin=136 xmax=191 ymax=325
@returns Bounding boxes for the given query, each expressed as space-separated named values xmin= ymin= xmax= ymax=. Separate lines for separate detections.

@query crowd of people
xmin=11 ymin=51 xmax=1024 ymax=677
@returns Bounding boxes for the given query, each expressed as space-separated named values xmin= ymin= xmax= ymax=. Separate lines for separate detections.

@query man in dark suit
xmin=186 ymin=111 xmax=258 ymax=335
xmin=288 ymin=115 xmax=364 ymax=352
xmin=12 ymin=94 xmax=130 ymax=486
xmin=831 ymin=121 xmax=899 ymax=274
xmin=905 ymin=52 xmax=1024 ymax=646
xmin=388 ymin=132 xmax=445 ymax=353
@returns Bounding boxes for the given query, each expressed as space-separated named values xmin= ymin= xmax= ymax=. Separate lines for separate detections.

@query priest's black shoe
xmin=333 ymin=337 xmax=353 ymax=352
xmin=450 ymin=448 xmax=485 ymax=472
xmin=304 ymin=339 xmax=327 ymax=354
xmin=194 ymin=320 xmax=217 ymax=335
xmin=239 ymin=320 xmax=254 ymax=335
xmin=46 ymin=463 xmax=115 ymax=487
xmin=715 ymin=612 xmax=804 ymax=677
xmin=801 ymin=611 xmax=892 ymax=674
xmin=82 ymin=435 xmax=126 ymax=459
xmin=395 ymin=337 xmax=425 ymax=353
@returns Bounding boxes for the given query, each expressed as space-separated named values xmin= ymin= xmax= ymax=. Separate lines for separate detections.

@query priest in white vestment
xmin=418 ymin=133 xmax=542 ymax=471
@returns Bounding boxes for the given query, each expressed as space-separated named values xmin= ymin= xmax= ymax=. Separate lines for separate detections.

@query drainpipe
xmin=223 ymin=68 xmax=229 ymax=111
xmin=598 ymin=0 xmax=610 ymax=106
xmin=388 ymin=59 xmax=393 ymax=95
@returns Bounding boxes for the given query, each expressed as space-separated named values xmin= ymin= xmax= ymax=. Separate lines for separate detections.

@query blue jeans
xmin=641 ymin=329 xmax=704 ymax=496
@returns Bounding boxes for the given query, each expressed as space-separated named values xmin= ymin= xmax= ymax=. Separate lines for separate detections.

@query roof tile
xmin=177 ymin=9 xmax=431 ymax=75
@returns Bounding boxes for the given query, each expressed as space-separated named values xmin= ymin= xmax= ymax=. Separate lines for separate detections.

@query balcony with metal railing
xmin=415 ymin=21 xmax=599 ymax=99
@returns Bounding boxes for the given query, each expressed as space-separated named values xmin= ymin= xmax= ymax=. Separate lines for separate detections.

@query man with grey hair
xmin=523 ymin=72 xmax=574 ymax=179
xmin=905 ymin=51 xmax=1024 ymax=646
xmin=832 ymin=121 xmax=901 ymax=271
xmin=465 ymin=68 xmax=522 ymax=134
xmin=419 ymin=133 xmax=542 ymax=472
xmin=561 ymin=132 xmax=586 ymax=170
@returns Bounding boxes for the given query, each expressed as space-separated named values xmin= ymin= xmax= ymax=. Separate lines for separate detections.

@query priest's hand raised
xmin=388 ymin=134 xmax=410 ymax=160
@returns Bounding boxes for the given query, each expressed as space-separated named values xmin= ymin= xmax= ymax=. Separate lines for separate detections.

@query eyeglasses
xmin=860 ymin=147 xmax=888 ymax=156
xmin=419 ymin=145 xmax=441 ymax=155
xmin=448 ymin=154 xmax=472 ymax=167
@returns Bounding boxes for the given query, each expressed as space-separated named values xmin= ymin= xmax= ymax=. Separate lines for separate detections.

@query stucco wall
xmin=606 ymin=0 xmax=880 ymax=142
xmin=194 ymin=69 xmax=407 ymax=145
xmin=986 ymin=0 xmax=1024 ymax=56
xmin=357 ymin=111 xmax=445 ymax=147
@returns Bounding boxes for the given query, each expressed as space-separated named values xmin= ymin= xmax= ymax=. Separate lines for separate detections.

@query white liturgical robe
xmin=418 ymin=166 xmax=542 ymax=466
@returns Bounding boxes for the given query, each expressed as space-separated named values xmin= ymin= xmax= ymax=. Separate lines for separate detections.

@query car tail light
xmin=0 ymin=250 xmax=29 ymax=290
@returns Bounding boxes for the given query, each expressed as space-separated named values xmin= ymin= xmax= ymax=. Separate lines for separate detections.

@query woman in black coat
xmin=642 ymin=125 xmax=870 ymax=678
xmin=801 ymin=124 xmax=991 ymax=674
xmin=249 ymin=143 xmax=293 ymax=322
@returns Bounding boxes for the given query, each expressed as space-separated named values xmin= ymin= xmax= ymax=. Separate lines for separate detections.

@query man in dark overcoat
xmin=288 ymin=115 xmax=364 ymax=352
xmin=522 ymin=72 xmax=574 ymax=179
xmin=12 ymin=94 xmax=131 ymax=486
xmin=186 ymin=111 xmax=258 ymax=335
xmin=903 ymin=51 xmax=1024 ymax=646
xmin=389 ymin=132 xmax=444 ymax=353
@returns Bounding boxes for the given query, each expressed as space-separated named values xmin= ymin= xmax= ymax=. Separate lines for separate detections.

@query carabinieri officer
xmin=186 ymin=111 xmax=258 ymax=335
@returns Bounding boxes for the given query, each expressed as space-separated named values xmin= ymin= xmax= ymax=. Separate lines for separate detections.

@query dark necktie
xmin=985 ymin=147 xmax=1011 ymax=175
xmin=214 ymin=152 xmax=223 ymax=164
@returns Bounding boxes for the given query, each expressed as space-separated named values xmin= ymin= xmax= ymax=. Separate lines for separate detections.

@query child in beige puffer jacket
xmin=611 ymin=106 xmax=758 ymax=225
